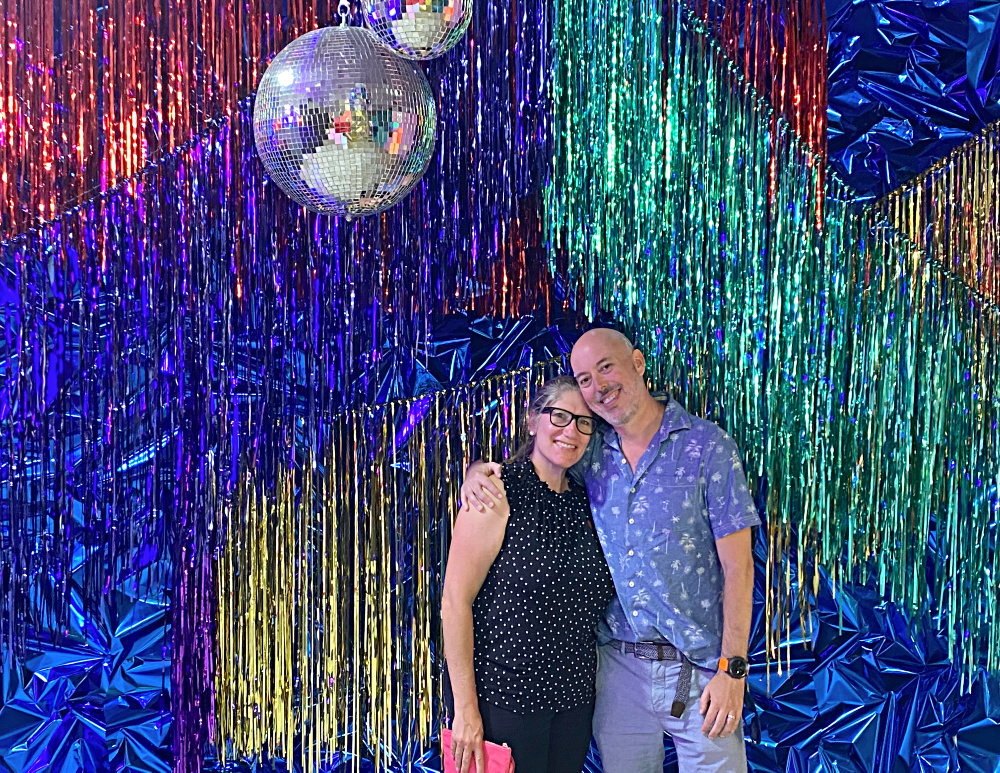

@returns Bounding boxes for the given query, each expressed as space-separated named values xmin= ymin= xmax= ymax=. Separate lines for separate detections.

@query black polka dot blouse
xmin=472 ymin=459 xmax=615 ymax=714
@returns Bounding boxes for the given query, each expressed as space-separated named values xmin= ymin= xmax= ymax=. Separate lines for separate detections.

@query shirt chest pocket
xmin=624 ymin=483 xmax=710 ymax=545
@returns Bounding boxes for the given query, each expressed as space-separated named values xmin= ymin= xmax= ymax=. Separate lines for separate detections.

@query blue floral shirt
xmin=578 ymin=397 xmax=760 ymax=669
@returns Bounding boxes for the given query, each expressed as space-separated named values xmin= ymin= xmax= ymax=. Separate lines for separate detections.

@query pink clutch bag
xmin=441 ymin=728 xmax=515 ymax=773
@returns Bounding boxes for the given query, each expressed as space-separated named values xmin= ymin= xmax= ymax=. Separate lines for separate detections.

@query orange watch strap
xmin=718 ymin=657 xmax=729 ymax=672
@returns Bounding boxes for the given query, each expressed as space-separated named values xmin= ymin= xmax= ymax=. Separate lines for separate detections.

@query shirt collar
xmin=602 ymin=394 xmax=692 ymax=450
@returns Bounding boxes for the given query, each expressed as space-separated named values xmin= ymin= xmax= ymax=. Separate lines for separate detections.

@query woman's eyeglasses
xmin=540 ymin=407 xmax=596 ymax=435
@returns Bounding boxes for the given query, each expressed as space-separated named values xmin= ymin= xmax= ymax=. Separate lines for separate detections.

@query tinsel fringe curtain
xmin=2 ymin=0 xmax=998 ymax=768
xmin=687 ymin=0 xmax=827 ymax=156
xmin=871 ymin=119 xmax=1000 ymax=304
xmin=547 ymin=0 xmax=999 ymax=680
xmin=1 ymin=0 xmax=564 ymax=764
xmin=1 ymin=0 xmax=563 ymax=317
xmin=1 ymin=0 xmax=332 ymax=233
xmin=213 ymin=362 xmax=559 ymax=770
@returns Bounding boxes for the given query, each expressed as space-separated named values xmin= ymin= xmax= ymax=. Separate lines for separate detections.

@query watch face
xmin=728 ymin=657 xmax=749 ymax=678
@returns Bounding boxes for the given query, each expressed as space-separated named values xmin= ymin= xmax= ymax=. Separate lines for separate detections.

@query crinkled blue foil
xmin=581 ymin=534 xmax=1000 ymax=773
xmin=828 ymin=0 xmax=1000 ymax=199
xmin=3 ymin=0 xmax=1000 ymax=769
xmin=2 ymin=0 xmax=570 ymax=761
xmin=0 ymin=511 xmax=170 ymax=773
xmin=0 ymin=313 xmax=578 ymax=773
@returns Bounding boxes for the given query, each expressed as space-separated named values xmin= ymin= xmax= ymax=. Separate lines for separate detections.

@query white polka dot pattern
xmin=472 ymin=460 xmax=615 ymax=713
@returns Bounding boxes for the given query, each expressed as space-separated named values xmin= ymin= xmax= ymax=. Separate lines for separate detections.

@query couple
xmin=442 ymin=329 xmax=760 ymax=773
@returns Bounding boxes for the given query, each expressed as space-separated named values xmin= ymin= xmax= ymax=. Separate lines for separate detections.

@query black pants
xmin=478 ymin=697 xmax=594 ymax=773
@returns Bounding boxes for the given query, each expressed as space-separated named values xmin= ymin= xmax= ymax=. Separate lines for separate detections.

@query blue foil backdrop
xmin=1 ymin=0 xmax=999 ymax=769
xmin=1 ymin=0 xmax=574 ymax=763
xmin=827 ymin=0 xmax=1000 ymax=198
xmin=196 ymin=529 xmax=1000 ymax=772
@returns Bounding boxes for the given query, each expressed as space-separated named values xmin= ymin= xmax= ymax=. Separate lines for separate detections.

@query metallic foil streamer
xmin=548 ymin=0 xmax=999 ymax=686
xmin=1 ymin=0 xmax=560 ymax=319
xmin=3 ymin=0 xmax=998 ymax=770
xmin=0 ymin=0 xmax=325 ymax=235
xmin=869 ymin=119 xmax=999 ymax=304
xmin=688 ymin=0 xmax=828 ymax=157
xmin=577 ymin=550 xmax=1000 ymax=772
xmin=1 ymin=0 xmax=567 ymax=760
xmin=212 ymin=360 xmax=561 ymax=771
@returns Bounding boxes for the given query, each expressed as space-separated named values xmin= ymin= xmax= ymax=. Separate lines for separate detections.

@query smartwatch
xmin=719 ymin=655 xmax=749 ymax=679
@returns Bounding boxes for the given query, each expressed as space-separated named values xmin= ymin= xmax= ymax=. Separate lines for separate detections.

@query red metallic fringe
xmin=688 ymin=0 xmax=827 ymax=158
xmin=0 ymin=0 xmax=331 ymax=235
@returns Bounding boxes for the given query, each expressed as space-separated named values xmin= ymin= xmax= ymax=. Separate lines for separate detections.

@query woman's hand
xmin=451 ymin=709 xmax=486 ymax=773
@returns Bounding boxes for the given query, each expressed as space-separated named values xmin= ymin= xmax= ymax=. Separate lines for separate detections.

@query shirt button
xmin=629 ymin=518 xmax=634 ymax=524
xmin=628 ymin=550 xmax=634 ymax=556
xmin=630 ymin=487 xmax=635 ymax=493
xmin=632 ymin=611 xmax=638 ymax=617
xmin=629 ymin=581 xmax=634 ymax=587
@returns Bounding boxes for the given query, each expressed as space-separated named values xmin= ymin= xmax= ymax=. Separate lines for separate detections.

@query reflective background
xmin=1 ymin=0 xmax=998 ymax=771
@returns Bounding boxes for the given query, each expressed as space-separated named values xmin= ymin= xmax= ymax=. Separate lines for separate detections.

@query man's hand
xmin=450 ymin=709 xmax=486 ymax=773
xmin=459 ymin=460 xmax=505 ymax=512
xmin=699 ymin=670 xmax=744 ymax=739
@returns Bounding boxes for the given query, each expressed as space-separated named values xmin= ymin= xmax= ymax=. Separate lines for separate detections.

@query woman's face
xmin=529 ymin=388 xmax=594 ymax=471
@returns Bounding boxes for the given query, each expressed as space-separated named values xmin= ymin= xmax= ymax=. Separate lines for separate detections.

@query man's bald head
xmin=572 ymin=328 xmax=635 ymax=361
xmin=570 ymin=328 xmax=650 ymax=426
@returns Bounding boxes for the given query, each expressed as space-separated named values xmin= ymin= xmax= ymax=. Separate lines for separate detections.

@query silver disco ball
xmin=364 ymin=0 xmax=472 ymax=60
xmin=253 ymin=26 xmax=437 ymax=218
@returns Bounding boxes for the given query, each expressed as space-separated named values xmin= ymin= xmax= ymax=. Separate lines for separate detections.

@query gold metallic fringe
xmin=214 ymin=360 xmax=562 ymax=770
xmin=871 ymin=119 xmax=1000 ymax=305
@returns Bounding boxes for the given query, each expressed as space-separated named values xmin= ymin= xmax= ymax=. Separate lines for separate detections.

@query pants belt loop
xmin=670 ymin=657 xmax=693 ymax=718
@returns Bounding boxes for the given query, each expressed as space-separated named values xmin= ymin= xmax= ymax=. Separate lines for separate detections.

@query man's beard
xmin=595 ymin=384 xmax=639 ymax=427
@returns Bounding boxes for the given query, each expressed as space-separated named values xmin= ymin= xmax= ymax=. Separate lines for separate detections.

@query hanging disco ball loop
xmin=364 ymin=0 xmax=472 ymax=60
xmin=253 ymin=25 xmax=437 ymax=219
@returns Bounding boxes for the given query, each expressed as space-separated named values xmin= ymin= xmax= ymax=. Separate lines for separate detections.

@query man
xmin=461 ymin=328 xmax=759 ymax=773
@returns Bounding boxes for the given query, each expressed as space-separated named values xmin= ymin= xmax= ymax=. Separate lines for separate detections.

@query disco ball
xmin=364 ymin=0 xmax=472 ymax=60
xmin=253 ymin=25 xmax=437 ymax=218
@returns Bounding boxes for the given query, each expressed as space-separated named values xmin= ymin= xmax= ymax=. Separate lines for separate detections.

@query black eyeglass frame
xmin=540 ymin=406 xmax=596 ymax=435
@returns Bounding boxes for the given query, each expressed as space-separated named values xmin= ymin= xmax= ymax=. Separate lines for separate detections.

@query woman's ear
xmin=527 ymin=413 xmax=539 ymax=437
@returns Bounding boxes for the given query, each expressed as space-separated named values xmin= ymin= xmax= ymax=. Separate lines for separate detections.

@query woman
xmin=442 ymin=375 xmax=615 ymax=773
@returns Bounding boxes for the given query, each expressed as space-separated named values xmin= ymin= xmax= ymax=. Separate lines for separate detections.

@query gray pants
xmin=592 ymin=643 xmax=748 ymax=773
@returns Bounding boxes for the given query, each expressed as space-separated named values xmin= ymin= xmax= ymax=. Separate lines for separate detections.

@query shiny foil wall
xmin=0 ymin=0 xmax=572 ymax=768
xmin=827 ymin=0 xmax=1000 ymax=198
xmin=1 ymin=0 xmax=327 ymax=234
xmin=548 ymin=6 xmax=999 ymax=773
xmin=2 ymin=0 xmax=999 ymax=770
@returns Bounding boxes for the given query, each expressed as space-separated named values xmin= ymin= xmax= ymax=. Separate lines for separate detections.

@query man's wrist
xmin=718 ymin=655 xmax=749 ymax=679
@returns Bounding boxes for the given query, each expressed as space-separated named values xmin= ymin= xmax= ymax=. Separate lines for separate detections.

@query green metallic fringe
xmin=547 ymin=0 xmax=1000 ymax=681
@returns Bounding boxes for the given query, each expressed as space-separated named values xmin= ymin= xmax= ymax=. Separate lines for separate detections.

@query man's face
xmin=570 ymin=332 xmax=647 ymax=427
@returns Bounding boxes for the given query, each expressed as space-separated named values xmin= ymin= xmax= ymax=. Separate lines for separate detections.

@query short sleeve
xmin=703 ymin=431 xmax=761 ymax=539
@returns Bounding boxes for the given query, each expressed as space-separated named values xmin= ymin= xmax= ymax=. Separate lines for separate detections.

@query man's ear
xmin=632 ymin=348 xmax=646 ymax=377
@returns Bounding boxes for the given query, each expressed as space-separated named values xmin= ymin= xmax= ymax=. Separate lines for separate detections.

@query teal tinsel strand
xmin=547 ymin=0 xmax=1000 ymax=675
